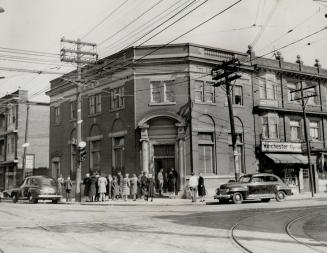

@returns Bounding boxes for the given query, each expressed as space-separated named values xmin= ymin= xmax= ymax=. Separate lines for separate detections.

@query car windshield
xmin=36 ymin=178 xmax=56 ymax=187
xmin=239 ymin=176 xmax=251 ymax=183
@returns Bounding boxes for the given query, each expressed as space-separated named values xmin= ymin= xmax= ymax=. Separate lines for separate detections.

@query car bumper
xmin=214 ymin=194 xmax=232 ymax=200
xmin=38 ymin=194 xmax=62 ymax=200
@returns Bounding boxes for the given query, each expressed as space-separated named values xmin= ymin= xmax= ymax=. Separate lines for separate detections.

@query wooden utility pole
xmin=212 ymin=57 xmax=242 ymax=181
xmin=60 ymin=38 xmax=98 ymax=202
xmin=290 ymin=82 xmax=317 ymax=197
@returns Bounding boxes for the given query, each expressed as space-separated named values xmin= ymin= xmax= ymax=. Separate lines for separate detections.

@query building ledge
xmin=254 ymin=105 xmax=327 ymax=116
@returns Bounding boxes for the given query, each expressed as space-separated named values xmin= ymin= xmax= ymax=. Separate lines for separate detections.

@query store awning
xmin=265 ymin=153 xmax=311 ymax=165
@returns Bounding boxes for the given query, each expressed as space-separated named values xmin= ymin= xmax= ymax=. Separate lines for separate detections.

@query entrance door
xmin=153 ymin=145 xmax=175 ymax=192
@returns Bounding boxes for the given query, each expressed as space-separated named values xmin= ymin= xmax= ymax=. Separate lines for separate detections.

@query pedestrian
xmin=157 ymin=168 xmax=164 ymax=196
xmin=198 ymin=173 xmax=206 ymax=202
xmin=167 ymin=170 xmax=175 ymax=199
xmin=147 ymin=174 xmax=155 ymax=202
xmin=89 ymin=173 xmax=97 ymax=202
xmin=122 ymin=173 xmax=130 ymax=201
xmin=106 ymin=174 xmax=113 ymax=201
xmin=57 ymin=174 xmax=64 ymax=196
xmin=112 ymin=176 xmax=120 ymax=200
xmin=130 ymin=173 xmax=138 ymax=201
xmin=95 ymin=172 xmax=100 ymax=201
xmin=64 ymin=176 xmax=73 ymax=202
xmin=98 ymin=174 xmax=108 ymax=202
xmin=172 ymin=168 xmax=179 ymax=196
xmin=117 ymin=171 xmax=123 ymax=198
xmin=83 ymin=173 xmax=91 ymax=201
xmin=141 ymin=171 xmax=148 ymax=200
xmin=189 ymin=172 xmax=199 ymax=202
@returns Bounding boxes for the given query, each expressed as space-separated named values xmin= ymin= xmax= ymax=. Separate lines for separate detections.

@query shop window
xmin=309 ymin=121 xmax=319 ymax=141
xmin=233 ymin=85 xmax=243 ymax=105
xmin=194 ymin=81 xmax=215 ymax=103
xmin=290 ymin=120 xmax=301 ymax=141
xmin=261 ymin=113 xmax=279 ymax=140
xmin=150 ymin=80 xmax=175 ymax=104
xmin=110 ymin=86 xmax=125 ymax=110
xmin=198 ymin=132 xmax=215 ymax=174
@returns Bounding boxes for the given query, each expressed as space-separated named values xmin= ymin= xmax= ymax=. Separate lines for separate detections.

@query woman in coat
xmin=106 ymin=174 xmax=113 ymax=200
xmin=98 ymin=174 xmax=108 ymax=202
xmin=198 ymin=173 xmax=206 ymax=202
xmin=89 ymin=174 xmax=97 ymax=202
xmin=167 ymin=170 xmax=175 ymax=199
xmin=112 ymin=176 xmax=120 ymax=200
xmin=122 ymin=174 xmax=130 ymax=201
xmin=147 ymin=174 xmax=155 ymax=202
xmin=130 ymin=174 xmax=138 ymax=201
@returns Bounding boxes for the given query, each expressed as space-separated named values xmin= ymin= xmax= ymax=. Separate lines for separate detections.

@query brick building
xmin=47 ymin=43 xmax=327 ymax=195
xmin=0 ymin=90 xmax=50 ymax=190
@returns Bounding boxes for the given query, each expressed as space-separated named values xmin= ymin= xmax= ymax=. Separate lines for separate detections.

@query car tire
xmin=275 ymin=191 xmax=286 ymax=202
xmin=232 ymin=192 xmax=243 ymax=204
xmin=12 ymin=194 xmax=18 ymax=203
xmin=28 ymin=194 xmax=38 ymax=204
xmin=261 ymin=198 xmax=271 ymax=203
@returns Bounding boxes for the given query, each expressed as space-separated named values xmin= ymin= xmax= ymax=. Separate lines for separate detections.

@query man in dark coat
xmin=83 ymin=173 xmax=91 ymax=202
xmin=140 ymin=171 xmax=148 ymax=200
xmin=198 ymin=173 xmax=206 ymax=202
xmin=147 ymin=174 xmax=155 ymax=202
xmin=117 ymin=171 xmax=123 ymax=198
xmin=172 ymin=168 xmax=179 ymax=195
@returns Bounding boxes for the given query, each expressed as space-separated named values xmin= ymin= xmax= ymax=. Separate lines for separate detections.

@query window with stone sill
xmin=287 ymin=82 xmax=299 ymax=103
xmin=260 ymin=74 xmax=277 ymax=100
xmin=150 ymin=80 xmax=175 ymax=104
xmin=261 ymin=114 xmax=279 ymax=140
xmin=309 ymin=121 xmax=319 ymax=141
xmin=89 ymin=94 xmax=102 ymax=115
xmin=194 ymin=81 xmax=215 ymax=103
xmin=290 ymin=120 xmax=301 ymax=141
xmin=233 ymin=85 xmax=243 ymax=105
xmin=198 ymin=132 xmax=215 ymax=175
xmin=90 ymin=140 xmax=101 ymax=172
xmin=110 ymin=86 xmax=125 ymax=110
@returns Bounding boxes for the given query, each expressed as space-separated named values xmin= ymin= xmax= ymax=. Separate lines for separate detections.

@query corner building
xmin=47 ymin=43 xmax=327 ymax=195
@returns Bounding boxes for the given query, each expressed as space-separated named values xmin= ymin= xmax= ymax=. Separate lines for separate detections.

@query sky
xmin=0 ymin=0 xmax=326 ymax=102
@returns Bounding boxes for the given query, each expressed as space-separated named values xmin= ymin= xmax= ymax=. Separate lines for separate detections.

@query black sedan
xmin=8 ymin=175 xmax=61 ymax=204
xmin=214 ymin=173 xmax=293 ymax=204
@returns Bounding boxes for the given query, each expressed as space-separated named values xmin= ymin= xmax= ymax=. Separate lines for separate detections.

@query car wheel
xmin=28 ymin=194 xmax=38 ymax=204
xmin=261 ymin=198 xmax=271 ymax=203
xmin=232 ymin=192 xmax=243 ymax=204
xmin=12 ymin=194 xmax=18 ymax=203
xmin=275 ymin=191 xmax=286 ymax=202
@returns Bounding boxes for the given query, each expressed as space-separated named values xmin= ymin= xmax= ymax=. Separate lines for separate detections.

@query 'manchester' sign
xmin=261 ymin=141 xmax=302 ymax=153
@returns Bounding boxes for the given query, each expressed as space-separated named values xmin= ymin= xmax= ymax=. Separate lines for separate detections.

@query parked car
xmin=8 ymin=175 xmax=61 ymax=204
xmin=214 ymin=173 xmax=293 ymax=204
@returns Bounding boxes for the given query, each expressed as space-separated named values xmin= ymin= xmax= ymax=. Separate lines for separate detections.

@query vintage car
xmin=214 ymin=173 xmax=293 ymax=204
xmin=9 ymin=175 xmax=61 ymax=204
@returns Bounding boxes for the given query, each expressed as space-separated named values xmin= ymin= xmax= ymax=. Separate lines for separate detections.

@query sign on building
xmin=261 ymin=141 xmax=302 ymax=153
xmin=25 ymin=154 xmax=35 ymax=169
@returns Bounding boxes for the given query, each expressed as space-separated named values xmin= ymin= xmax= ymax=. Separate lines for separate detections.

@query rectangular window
xmin=95 ymin=94 xmax=102 ymax=113
xmin=198 ymin=132 xmax=214 ymax=174
xmin=261 ymin=114 xmax=279 ymax=140
xmin=290 ymin=120 xmax=301 ymax=141
xmin=233 ymin=85 xmax=243 ymax=105
xmin=287 ymin=82 xmax=299 ymax=103
xmin=306 ymin=85 xmax=319 ymax=105
xmin=89 ymin=94 xmax=101 ymax=115
xmin=309 ymin=121 xmax=319 ymax=141
xmin=54 ymin=106 xmax=60 ymax=124
xmin=150 ymin=80 xmax=175 ymax=103
xmin=260 ymin=74 xmax=277 ymax=100
xmin=90 ymin=140 xmax=101 ymax=171
xmin=0 ymin=139 xmax=4 ymax=158
xmin=89 ymin=96 xmax=95 ymax=115
xmin=194 ymin=81 xmax=215 ymax=103
xmin=70 ymin=102 xmax=76 ymax=120
xmin=110 ymin=86 xmax=125 ymax=110
xmin=7 ymin=135 xmax=15 ymax=154
xmin=113 ymin=137 xmax=125 ymax=171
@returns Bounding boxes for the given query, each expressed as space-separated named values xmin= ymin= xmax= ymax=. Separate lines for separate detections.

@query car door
xmin=248 ymin=176 xmax=266 ymax=197
xmin=264 ymin=175 xmax=279 ymax=195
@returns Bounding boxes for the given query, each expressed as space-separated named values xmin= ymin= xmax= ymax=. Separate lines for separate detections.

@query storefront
xmin=260 ymin=141 xmax=317 ymax=194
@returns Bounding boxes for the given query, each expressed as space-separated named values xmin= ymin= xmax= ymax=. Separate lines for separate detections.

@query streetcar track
xmin=229 ymin=206 xmax=327 ymax=253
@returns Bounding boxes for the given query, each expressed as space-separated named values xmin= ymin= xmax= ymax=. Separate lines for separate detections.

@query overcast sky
xmin=0 ymin=0 xmax=326 ymax=102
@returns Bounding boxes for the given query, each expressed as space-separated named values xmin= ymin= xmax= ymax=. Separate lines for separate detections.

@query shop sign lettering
xmin=261 ymin=141 xmax=302 ymax=153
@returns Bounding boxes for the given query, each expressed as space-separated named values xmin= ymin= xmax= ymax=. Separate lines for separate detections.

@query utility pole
xmin=290 ymin=81 xmax=317 ymax=197
xmin=212 ymin=57 xmax=242 ymax=181
xmin=60 ymin=37 xmax=98 ymax=202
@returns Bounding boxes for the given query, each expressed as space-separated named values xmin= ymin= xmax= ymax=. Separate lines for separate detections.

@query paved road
xmin=0 ymin=198 xmax=326 ymax=253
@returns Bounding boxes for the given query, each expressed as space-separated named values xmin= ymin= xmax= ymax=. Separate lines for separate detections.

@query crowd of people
xmin=56 ymin=168 xmax=206 ymax=203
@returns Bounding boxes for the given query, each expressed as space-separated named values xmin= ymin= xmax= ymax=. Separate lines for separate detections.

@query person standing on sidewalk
xmin=141 ymin=171 xmax=148 ymax=200
xmin=117 ymin=171 xmax=123 ymax=199
xmin=189 ymin=172 xmax=198 ymax=202
xmin=64 ymin=176 xmax=73 ymax=202
xmin=167 ymin=170 xmax=175 ymax=199
xmin=198 ymin=173 xmax=206 ymax=202
xmin=130 ymin=174 xmax=138 ymax=201
xmin=57 ymin=174 xmax=64 ymax=196
xmin=122 ymin=173 xmax=130 ymax=201
xmin=83 ymin=173 xmax=90 ymax=202
xmin=157 ymin=168 xmax=164 ymax=197
xmin=89 ymin=173 xmax=97 ymax=202
xmin=112 ymin=176 xmax=120 ymax=200
xmin=106 ymin=174 xmax=113 ymax=201
xmin=147 ymin=174 xmax=155 ymax=202
xmin=98 ymin=174 xmax=108 ymax=202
